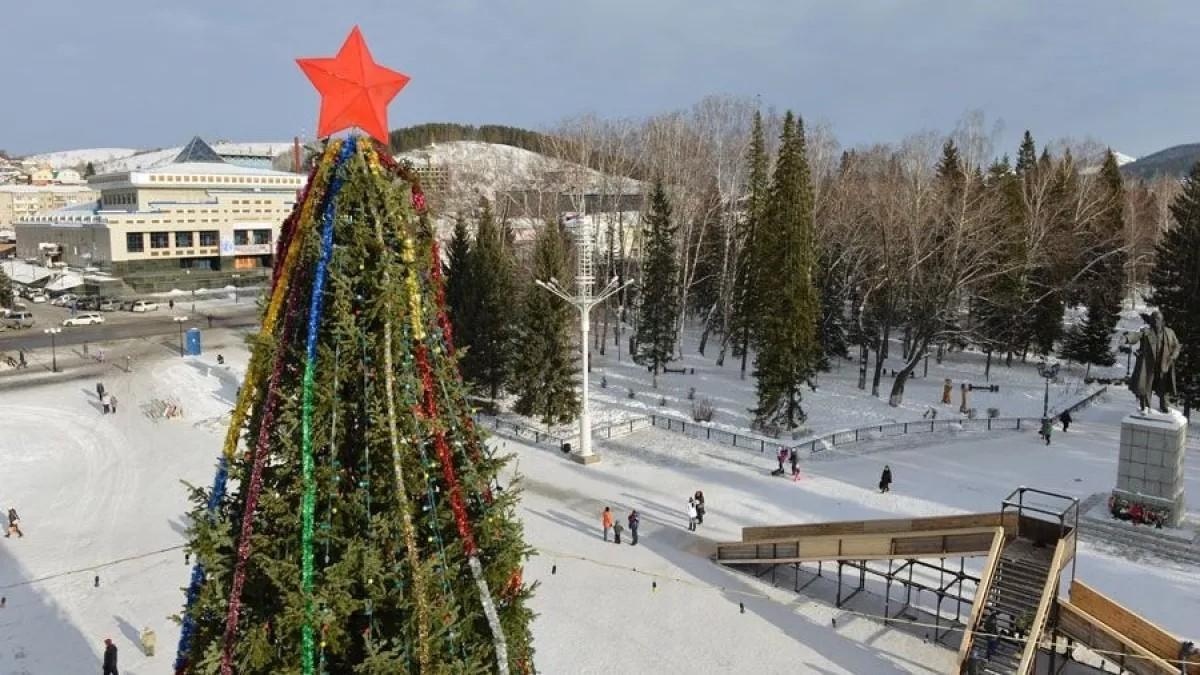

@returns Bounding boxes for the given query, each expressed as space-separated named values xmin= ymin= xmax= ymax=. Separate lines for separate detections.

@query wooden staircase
xmin=971 ymin=541 xmax=1055 ymax=674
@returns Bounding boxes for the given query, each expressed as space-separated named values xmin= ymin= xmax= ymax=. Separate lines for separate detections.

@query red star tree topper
xmin=297 ymin=26 xmax=410 ymax=143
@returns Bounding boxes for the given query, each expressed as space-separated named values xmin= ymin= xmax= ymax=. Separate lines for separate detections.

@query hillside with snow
xmin=397 ymin=141 xmax=641 ymax=209
xmin=23 ymin=148 xmax=140 ymax=169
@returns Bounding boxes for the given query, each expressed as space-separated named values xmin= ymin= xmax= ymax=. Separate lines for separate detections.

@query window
xmin=234 ymin=229 xmax=250 ymax=246
xmin=176 ymin=231 xmax=194 ymax=248
xmin=199 ymin=230 xmax=218 ymax=247
xmin=150 ymin=232 xmax=170 ymax=249
xmin=126 ymin=232 xmax=145 ymax=253
xmin=253 ymin=229 xmax=271 ymax=245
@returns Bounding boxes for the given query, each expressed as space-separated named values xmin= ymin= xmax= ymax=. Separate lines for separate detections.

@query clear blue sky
xmin=3 ymin=1 xmax=1197 ymax=158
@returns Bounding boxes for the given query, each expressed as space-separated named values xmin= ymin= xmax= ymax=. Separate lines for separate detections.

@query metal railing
xmin=474 ymin=414 xmax=649 ymax=448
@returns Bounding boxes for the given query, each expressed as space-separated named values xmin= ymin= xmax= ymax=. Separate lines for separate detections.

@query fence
xmin=473 ymin=414 xmax=650 ymax=448
xmin=1061 ymin=386 xmax=1108 ymax=416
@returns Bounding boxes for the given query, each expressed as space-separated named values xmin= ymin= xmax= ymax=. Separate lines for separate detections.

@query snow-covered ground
xmin=0 ymin=325 xmax=1196 ymax=674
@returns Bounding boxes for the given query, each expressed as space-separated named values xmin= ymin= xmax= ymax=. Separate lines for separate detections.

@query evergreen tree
xmin=175 ymin=138 xmax=533 ymax=674
xmin=816 ymin=245 xmax=849 ymax=369
xmin=1148 ymin=162 xmax=1200 ymax=414
xmin=460 ymin=198 xmax=517 ymax=403
xmin=635 ymin=180 xmax=679 ymax=386
xmin=1060 ymin=151 xmax=1126 ymax=371
xmin=443 ymin=212 xmax=474 ymax=351
xmin=0 ymin=265 xmax=11 ymax=309
xmin=975 ymin=157 xmax=1029 ymax=370
xmin=729 ymin=110 xmax=770 ymax=377
xmin=1015 ymin=130 xmax=1037 ymax=178
xmin=510 ymin=221 xmax=580 ymax=424
xmin=752 ymin=112 xmax=821 ymax=429
xmin=84 ymin=161 xmax=96 ymax=178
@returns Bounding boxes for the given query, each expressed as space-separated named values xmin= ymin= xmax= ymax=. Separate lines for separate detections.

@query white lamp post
xmin=174 ymin=315 xmax=189 ymax=357
xmin=535 ymin=215 xmax=629 ymax=465
xmin=43 ymin=327 xmax=61 ymax=372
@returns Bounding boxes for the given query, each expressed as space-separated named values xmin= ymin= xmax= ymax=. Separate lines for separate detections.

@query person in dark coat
xmin=103 ymin=638 xmax=119 ymax=675
xmin=612 ymin=519 xmax=623 ymax=544
xmin=1040 ymin=417 xmax=1052 ymax=445
xmin=775 ymin=447 xmax=787 ymax=475
xmin=1059 ymin=410 xmax=1072 ymax=432
xmin=96 ymin=382 xmax=105 ymax=399
xmin=628 ymin=510 xmax=640 ymax=546
xmin=693 ymin=491 xmax=705 ymax=525
xmin=789 ymin=448 xmax=799 ymax=476
xmin=5 ymin=508 xmax=22 ymax=538
xmin=878 ymin=465 xmax=893 ymax=493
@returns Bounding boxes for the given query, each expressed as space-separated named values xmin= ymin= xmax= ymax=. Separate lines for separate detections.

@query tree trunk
xmin=881 ymin=324 xmax=891 ymax=360
xmin=858 ymin=343 xmax=869 ymax=390
xmin=739 ymin=327 xmax=750 ymax=380
xmin=888 ymin=336 xmax=930 ymax=407
xmin=985 ymin=351 xmax=992 ymax=382
xmin=871 ymin=327 xmax=886 ymax=398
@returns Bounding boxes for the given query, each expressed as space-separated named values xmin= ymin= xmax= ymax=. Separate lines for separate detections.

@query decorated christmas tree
xmin=173 ymin=28 xmax=534 ymax=675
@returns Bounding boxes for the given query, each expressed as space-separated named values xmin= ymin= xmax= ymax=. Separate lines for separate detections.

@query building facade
xmin=14 ymin=138 xmax=304 ymax=288
xmin=0 ymin=185 xmax=99 ymax=227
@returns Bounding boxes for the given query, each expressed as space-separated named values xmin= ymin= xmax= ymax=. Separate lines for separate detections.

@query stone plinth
xmin=571 ymin=452 xmax=601 ymax=465
xmin=1113 ymin=411 xmax=1186 ymax=527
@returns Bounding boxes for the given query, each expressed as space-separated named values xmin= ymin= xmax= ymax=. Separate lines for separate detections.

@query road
xmin=0 ymin=305 xmax=260 ymax=351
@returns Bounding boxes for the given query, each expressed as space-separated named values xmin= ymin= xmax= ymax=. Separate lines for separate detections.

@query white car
xmin=29 ymin=293 xmax=48 ymax=303
xmin=63 ymin=313 xmax=105 ymax=327
xmin=130 ymin=300 xmax=159 ymax=312
xmin=50 ymin=294 xmax=78 ymax=307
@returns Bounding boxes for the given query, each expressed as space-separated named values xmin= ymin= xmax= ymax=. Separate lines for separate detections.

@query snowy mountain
xmin=1121 ymin=143 xmax=1200 ymax=180
xmin=95 ymin=141 xmax=293 ymax=174
xmin=1114 ymin=151 xmax=1136 ymax=166
xmin=22 ymin=147 xmax=140 ymax=169
xmin=397 ymin=140 xmax=641 ymax=207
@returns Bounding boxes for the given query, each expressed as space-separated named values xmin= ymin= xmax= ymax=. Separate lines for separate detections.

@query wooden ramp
xmin=715 ymin=512 xmax=1017 ymax=565
xmin=1056 ymin=580 xmax=1200 ymax=675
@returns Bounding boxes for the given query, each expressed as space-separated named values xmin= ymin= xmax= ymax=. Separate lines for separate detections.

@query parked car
xmin=77 ymin=296 xmax=100 ymax=311
xmin=50 ymin=293 xmax=78 ymax=307
xmin=62 ymin=313 xmax=105 ymax=327
xmin=3 ymin=311 xmax=35 ymax=329
xmin=130 ymin=300 xmax=159 ymax=313
xmin=98 ymin=299 xmax=119 ymax=312
xmin=29 ymin=293 xmax=48 ymax=303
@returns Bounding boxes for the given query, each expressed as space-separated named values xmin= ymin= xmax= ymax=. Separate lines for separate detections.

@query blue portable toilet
xmin=185 ymin=328 xmax=202 ymax=356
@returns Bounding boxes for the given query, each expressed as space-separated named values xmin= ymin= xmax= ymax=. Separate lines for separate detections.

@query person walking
xmin=109 ymin=395 xmax=118 ymax=414
xmin=601 ymin=507 xmax=613 ymax=542
xmin=1059 ymin=410 xmax=1072 ymax=432
xmin=693 ymin=491 xmax=705 ymax=525
xmin=687 ymin=499 xmax=698 ymax=532
xmin=4 ymin=508 xmax=22 ymax=538
xmin=102 ymin=637 xmax=119 ymax=675
xmin=1040 ymin=417 xmax=1052 ymax=445
xmin=101 ymin=393 xmax=111 ymax=415
xmin=775 ymin=447 xmax=787 ymax=476
xmin=789 ymin=447 xmax=799 ymax=479
xmin=628 ymin=510 xmax=640 ymax=546
xmin=96 ymin=381 xmax=105 ymax=399
xmin=612 ymin=518 xmax=623 ymax=545
xmin=879 ymin=465 xmax=893 ymax=493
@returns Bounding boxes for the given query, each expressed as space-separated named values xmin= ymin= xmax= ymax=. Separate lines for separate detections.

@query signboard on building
xmin=234 ymin=244 xmax=273 ymax=255
xmin=219 ymin=234 xmax=235 ymax=255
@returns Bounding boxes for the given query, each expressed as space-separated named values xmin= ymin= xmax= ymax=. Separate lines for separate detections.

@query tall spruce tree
xmin=752 ymin=112 xmax=821 ymax=428
xmin=1148 ymin=162 xmax=1200 ymax=415
xmin=460 ymin=198 xmax=518 ymax=403
xmin=444 ymin=212 xmax=474 ymax=353
xmin=635 ymin=180 xmax=679 ymax=387
xmin=510 ymin=221 xmax=580 ymax=424
xmin=0 ymin=264 xmax=11 ymax=309
xmin=174 ymin=138 xmax=534 ymax=674
xmin=1060 ymin=151 xmax=1126 ymax=371
xmin=1015 ymin=130 xmax=1038 ymax=178
xmin=729 ymin=110 xmax=770 ymax=378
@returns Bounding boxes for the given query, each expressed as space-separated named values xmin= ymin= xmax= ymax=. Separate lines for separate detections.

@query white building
xmin=14 ymin=137 xmax=305 ymax=290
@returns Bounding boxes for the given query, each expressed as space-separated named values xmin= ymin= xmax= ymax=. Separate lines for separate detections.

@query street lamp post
xmin=174 ymin=315 xmax=189 ymax=357
xmin=43 ymin=327 xmax=62 ymax=372
xmin=231 ymin=274 xmax=241 ymax=303
xmin=535 ymin=215 xmax=630 ymax=465
xmin=1038 ymin=361 xmax=1061 ymax=418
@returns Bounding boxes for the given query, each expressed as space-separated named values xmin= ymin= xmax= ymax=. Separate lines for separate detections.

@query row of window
xmin=125 ymin=229 xmax=271 ymax=253
xmin=147 ymin=174 xmax=300 ymax=186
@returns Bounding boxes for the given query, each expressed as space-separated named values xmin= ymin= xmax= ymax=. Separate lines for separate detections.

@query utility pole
xmin=535 ymin=214 xmax=629 ymax=465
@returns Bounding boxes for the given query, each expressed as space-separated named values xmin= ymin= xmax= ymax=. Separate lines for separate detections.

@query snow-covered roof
xmin=0 ymin=184 xmax=97 ymax=194
xmin=44 ymin=271 xmax=84 ymax=291
xmin=95 ymin=141 xmax=293 ymax=174
xmin=2 ymin=260 xmax=55 ymax=284
xmin=139 ymin=161 xmax=297 ymax=177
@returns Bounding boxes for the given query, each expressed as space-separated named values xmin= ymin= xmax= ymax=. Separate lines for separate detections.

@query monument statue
xmin=1122 ymin=310 xmax=1181 ymax=413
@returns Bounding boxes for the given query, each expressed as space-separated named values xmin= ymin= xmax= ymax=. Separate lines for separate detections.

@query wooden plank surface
xmin=1058 ymin=601 xmax=1182 ymax=675
xmin=741 ymin=512 xmax=1015 ymax=543
xmin=955 ymin=529 xmax=1006 ymax=670
xmin=1069 ymin=580 xmax=1199 ymax=673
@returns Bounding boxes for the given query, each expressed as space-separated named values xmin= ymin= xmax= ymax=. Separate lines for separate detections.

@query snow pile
xmin=22 ymin=148 xmax=140 ymax=170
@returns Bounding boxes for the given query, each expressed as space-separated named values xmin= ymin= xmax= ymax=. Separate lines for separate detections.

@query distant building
xmin=0 ymin=184 xmax=99 ymax=227
xmin=28 ymin=165 xmax=54 ymax=186
xmin=14 ymin=137 xmax=304 ymax=291
xmin=54 ymin=168 xmax=84 ymax=185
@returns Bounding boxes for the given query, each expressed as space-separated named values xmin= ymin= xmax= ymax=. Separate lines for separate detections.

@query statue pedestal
xmin=1113 ymin=411 xmax=1187 ymax=527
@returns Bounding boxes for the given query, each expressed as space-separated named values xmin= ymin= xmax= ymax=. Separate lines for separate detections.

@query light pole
xmin=174 ymin=315 xmax=189 ymax=357
xmin=231 ymin=273 xmax=241 ymax=303
xmin=43 ymin=327 xmax=61 ymax=372
xmin=1038 ymin=361 xmax=1060 ymax=418
xmin=535 ymin=215 xmax=630 ymax=465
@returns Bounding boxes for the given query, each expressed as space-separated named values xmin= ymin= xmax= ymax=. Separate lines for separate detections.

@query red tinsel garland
xmin=414 ymin=343 xmax=477 ymax=556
